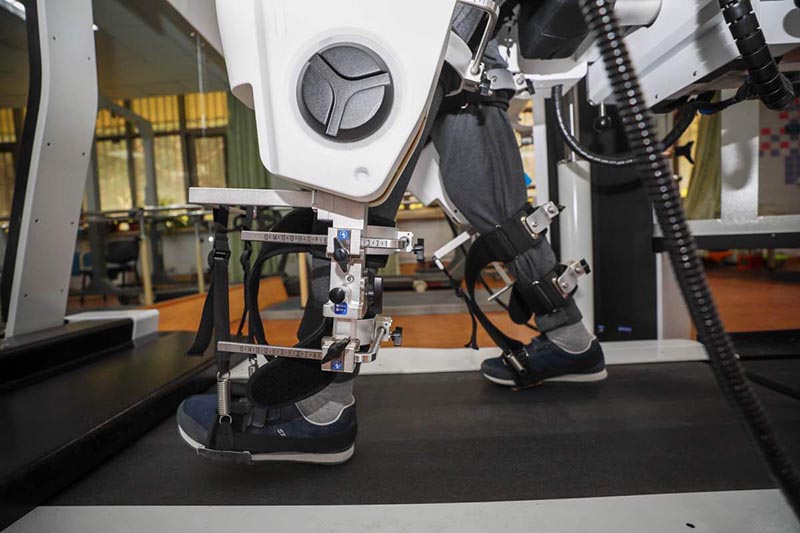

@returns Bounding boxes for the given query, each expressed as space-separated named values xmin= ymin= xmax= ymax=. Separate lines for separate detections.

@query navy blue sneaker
xmin=177 ymin=394 xmax=357 ymax=465
xmin=481 ymin=335 xmax=607 ymax=387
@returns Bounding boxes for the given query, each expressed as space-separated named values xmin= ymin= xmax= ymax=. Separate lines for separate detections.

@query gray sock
xmin=296 ymin=378 xmax=355 ymax=425
xmin=545 ymin=321 xmax=595 ymax=354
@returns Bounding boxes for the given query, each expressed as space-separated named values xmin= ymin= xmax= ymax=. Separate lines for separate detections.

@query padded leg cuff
xmin=535 ymin=298 xmax=583 ymax=333
xmin=247 ymin=358 xmax=336 ymax=409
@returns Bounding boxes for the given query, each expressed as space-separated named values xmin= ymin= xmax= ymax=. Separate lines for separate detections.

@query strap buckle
xmin=522 ymin=201 xmax=561 ymax=238
xmin=525 ymin=259 xmax=591 ymax=315
xmin=555 ymin=259 xmax=591 ymax=297
xmin=213 ymin=248 xmax=232 ymax=261
xmin=503 ymin=350 xmax=528 ymax=375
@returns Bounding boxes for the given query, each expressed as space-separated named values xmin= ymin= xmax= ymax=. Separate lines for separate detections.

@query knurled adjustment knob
xmin=390 ymin=327 xmax=403 ymax=347
xmin=329 ymin=287 xmax=347 ymax=305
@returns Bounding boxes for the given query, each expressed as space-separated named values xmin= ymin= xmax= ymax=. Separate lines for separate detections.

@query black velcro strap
xmin=246 ymin=317 xmax=336 ymax=408
xmin=513 ymin=264 xmax=572 ymax=317
xmin=508 ymin=286 xmax=533 ymax=325
xmin=212 ymin=210 xmax=233 ymax=374
xmin=462 ymin=204 xmax=545 ymax=358
xmin=483 ymin=204 xmax=542 ymax=261
xmin=461 ymin=203 xmax=560 ymax=387
xmin=187 ymin=208 xmax=231 ymax=369
xmin=236 ymin=207 xmax=255 ymax=339
xmin=245 ymin=208 xmax=320 ymax=346
xmin=439 ymin=88 xmax=514 ymax=114
xmin=207 ymin=417 xmax=234 ymax=450
xmin=242 ymin=208 xmax=337 ymax=407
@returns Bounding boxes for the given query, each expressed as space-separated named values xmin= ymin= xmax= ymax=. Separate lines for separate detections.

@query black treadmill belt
xmin=745 ymin=359 xmax=800 ymax=400
xmin=51 ymin=363 xmax=800 ymax=506
xmin=732 ymin=329 xmax=800 ymax=358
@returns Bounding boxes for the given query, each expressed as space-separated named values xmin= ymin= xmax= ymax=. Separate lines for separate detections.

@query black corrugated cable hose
xmin=718 ymin=0 xmax=796 ymax=110
xmin=577 ymin=0 xmax=800 ymax=519
xmin=551 ymin=85 xmax=704 ymax=167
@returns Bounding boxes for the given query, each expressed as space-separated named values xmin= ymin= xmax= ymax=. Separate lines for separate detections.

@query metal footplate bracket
xmin=556 ymin=259 xmax=591 ymax=296
xmin=241 ymin=227 xmax=415 ymax=255
xmin=218 ymin=316 xmax=395 ymax=373
xmin=188 ymin=187 xmax=409 ymax=374
xmin=526 ymin=259 xmax=591 ymax=315
xmin=523 ymin=201 xmax=561 ymax=237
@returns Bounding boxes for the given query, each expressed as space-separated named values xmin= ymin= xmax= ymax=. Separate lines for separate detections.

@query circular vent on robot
xmin=298 ymin=44 xmax=394 ymax=143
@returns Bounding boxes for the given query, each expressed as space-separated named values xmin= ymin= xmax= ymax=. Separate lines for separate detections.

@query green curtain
xmin=225 ymin=94 xmax=275 ymax=282
xmin=684 ymin=109 xmax=722 ymax=220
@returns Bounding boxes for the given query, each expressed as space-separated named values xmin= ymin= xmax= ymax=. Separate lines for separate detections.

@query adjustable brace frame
xmin=188 ymin=187 xmax=413 ymax=375
xmin=434 ymin=201 xmax=591 ymax=387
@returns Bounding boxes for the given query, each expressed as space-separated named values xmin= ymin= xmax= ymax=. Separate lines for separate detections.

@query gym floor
xmin=66 ymin=261 xmax=799 ymax=345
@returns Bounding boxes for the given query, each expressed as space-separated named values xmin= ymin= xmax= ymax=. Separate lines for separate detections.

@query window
xmin=194 ymin=136 xmax=226 ymax=188
xmin=185 ymin=92 xmax=228 ymax=129
xmin=133 ymin=135 xmax=187 ymax=206
xmin=130 ymin=96 xmax=181 ymax=132
xmin=0 ymin=109 xmax=17 ymax=144
xmin=95 ymin=105 xmax=126 ymax=137
xmin=0 ymin=108 xmax=22 ymax=217
xmin=0 ymin=152 xmax=14 ymax=217
xmin=96 ymin=140 xmax=132 ymax=211
xmin=92 ymin=92 xmax=229 ymax=211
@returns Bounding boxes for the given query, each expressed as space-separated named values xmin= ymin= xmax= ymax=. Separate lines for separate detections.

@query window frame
xmin=93 ymin=95 xmax=229 ymax=211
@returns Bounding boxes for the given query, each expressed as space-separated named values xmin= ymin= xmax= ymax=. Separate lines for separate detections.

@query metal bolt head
xmin=346 ymin=275 xmax=355 ymax=283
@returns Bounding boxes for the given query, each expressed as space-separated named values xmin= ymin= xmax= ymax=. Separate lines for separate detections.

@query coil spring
xmin=217 ymin=373 xmax=231 ymax=418
xmin=578 ymin=0 xmax=800 ymax=519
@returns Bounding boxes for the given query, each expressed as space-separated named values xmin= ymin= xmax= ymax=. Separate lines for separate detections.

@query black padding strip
xmin=246 ymin=318 xmax=335 ymax=408
xmin=1 ymin=0 xmax=42 ymax=321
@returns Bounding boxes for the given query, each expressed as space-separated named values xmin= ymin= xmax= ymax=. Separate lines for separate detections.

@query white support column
xmin=720 ymin=92 xmax=760 ymax=225
xmin=656 ymin=253 xmax=692 ymax=340
xmin=557 ymin=160 xmax=595 ymax=333
xmin=5 ymin=0 xmax=98 ymax=337
xmin=532 ymin=94 xmax=550 ymax=207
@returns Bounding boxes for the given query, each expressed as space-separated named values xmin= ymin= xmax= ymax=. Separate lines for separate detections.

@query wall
xmin=758 ymin=99 xmax=800 ymax=216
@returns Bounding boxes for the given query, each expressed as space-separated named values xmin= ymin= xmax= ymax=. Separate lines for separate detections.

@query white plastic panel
xmin=215 ymin=0 xmax=459 ymax=203
xmin=5 ymin=0 xmax=98 ymax=337
xmin=67 ymin=310 xmax=160 ymax=341
xmin=407 ymin=143 xmax=467 ymax=225
xmin=587 ymin=0 xmax=800 ymax=107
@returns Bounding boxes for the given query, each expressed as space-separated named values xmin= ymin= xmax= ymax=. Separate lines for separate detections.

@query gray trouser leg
xmin=432 ymin=104 xmax=583 ymax=333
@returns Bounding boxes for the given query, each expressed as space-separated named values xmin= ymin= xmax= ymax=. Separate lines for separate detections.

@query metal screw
xmin=346 ymin=275 xmax=355 ymax=283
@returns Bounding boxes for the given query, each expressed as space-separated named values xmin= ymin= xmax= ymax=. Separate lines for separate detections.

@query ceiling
xmin=0 ymin=0 xmax=228 ymax=109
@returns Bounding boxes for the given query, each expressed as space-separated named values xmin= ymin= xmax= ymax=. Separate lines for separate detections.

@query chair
xmin=105 ymin=238 xmax=140 ymax=288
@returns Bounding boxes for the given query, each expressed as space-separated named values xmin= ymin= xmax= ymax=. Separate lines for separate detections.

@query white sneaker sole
xmin=482 ymin=368 xmax=608 ymax=387
xmin=178 ymin=425 xmax=355 ymax=465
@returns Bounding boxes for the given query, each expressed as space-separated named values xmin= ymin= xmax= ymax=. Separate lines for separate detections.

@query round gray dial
xmin=298 ymin=44 xmax=393 ymax=142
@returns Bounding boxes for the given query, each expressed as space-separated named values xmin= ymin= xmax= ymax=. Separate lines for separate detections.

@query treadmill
xmin=7 ymin=337 xmax=800 ymax=532
xmin=4 ymin=0 xmax=800 ymax=530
